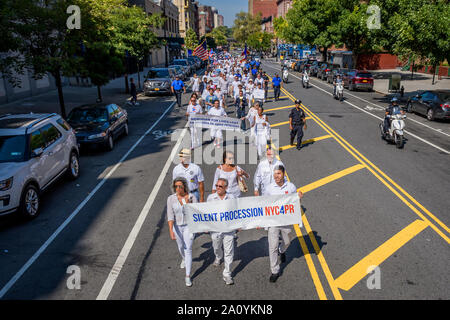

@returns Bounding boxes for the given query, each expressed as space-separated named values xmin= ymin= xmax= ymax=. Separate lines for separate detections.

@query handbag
xmin=236 ymin=168 xmax=248 ymax=193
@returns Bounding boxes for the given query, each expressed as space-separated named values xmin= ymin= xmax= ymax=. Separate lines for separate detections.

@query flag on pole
xmin=241 ymin=44 xmax=248 ymax=59
xmin=193 ymin=41 xmax=208 ymax=61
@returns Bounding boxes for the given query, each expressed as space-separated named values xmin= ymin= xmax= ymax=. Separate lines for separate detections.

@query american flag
xmin=193 ymin=41 xmax=208 ymax=61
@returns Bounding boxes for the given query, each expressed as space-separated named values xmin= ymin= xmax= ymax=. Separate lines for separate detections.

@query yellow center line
xmin=280 ymin=86 xmax=450 ymax=244
xmin=298 ymin=164 xmax=366 ymax=194
xmin=271 ymin=117 xmax=312 ymax=127
xmin=265 ymin=105 xmax=295 ymax=112
xmin=334 ymin=219 xmax=429 ymax=291
xmin=277 ymin=135 xmax=332 ymax=151
xmin=265 ymin=96 xmax=288 ymax=101
xmin=267 ymin=144 xmax=328 ymax=300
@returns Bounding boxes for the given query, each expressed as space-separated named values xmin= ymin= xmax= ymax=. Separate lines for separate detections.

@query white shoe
xmin=185 ymin=276 xmax=192 ymax=287
xmin=180 ymin=260 xmax=185 ymax=269
xmin=223 ymin=276 xmax=234 ymax=285
xmin=213 ymin=258 xmax=221 ymax=267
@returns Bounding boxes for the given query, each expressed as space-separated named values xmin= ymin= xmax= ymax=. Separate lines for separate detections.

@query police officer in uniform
xmin=171 ymin=75 xmax=186 ymax=110
xmin=289 ymin=100 xmax=307 ymax=150
xmin=172 ymin=149 xmax=205 ymax=202
xmin=272 ymin=74 xmax=282 ymax=101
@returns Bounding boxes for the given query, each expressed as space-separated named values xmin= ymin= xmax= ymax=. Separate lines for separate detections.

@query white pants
xmin=173 ymin=224 xmax=194 ymax=276
xmin=268 ymin=226 xmax=292 ymax=274
xmin=190 ymin=126 xmax=201 ymax=148
xmin=210 ymin=128 xmax=223 ymax=140
xmin=211 ymin=231 xmax=235 ymax=278
xmin=256 ymin=133 xmax=268 ymax=157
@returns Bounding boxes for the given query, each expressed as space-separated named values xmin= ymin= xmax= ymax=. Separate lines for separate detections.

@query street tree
xmin=185 ymin=28 xmax=199 ymax=51
xmin=232 ymin=12 xmax=261 ymax=46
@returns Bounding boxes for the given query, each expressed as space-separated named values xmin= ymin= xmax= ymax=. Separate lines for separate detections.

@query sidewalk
xmin=0 ymin=67 xmax=153 ymax=116
xmin=368 ymin=69 xmax=450 ymax=101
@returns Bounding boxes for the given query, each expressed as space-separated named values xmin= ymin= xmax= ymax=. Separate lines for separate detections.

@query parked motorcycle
xmin=379 ymin=112 xmax=406 ymax=149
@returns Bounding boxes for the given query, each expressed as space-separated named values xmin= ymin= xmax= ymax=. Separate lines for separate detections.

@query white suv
xmin=0 ymin=113 xmax=80 ymax=219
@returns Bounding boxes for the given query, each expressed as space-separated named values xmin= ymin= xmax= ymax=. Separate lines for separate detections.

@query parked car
xmin=67 ymin=103 xmax=128 ymax=151
xmin=310 ymin=61 xmax=326 ymax=77
xmin=143 ymin=68 xmax=175 ymax=95
xmin=187 ymin=56 xmax=200 ymax=70
xmin=186 ymin=58 xmax=197 ymax=71
xmin=168 ymin=65 xmax=185 ymax=80
xmin=0 ymin=113 xmax=79 ymax=219
xmin=327 ymin=67 xmax=349 ymax=84
xmin=317 ymin=63 xmax=330 ymax=80
xmin=343 ymin=70 xmax=374 ymax=91
xmin=406 ymin=90 xmax=450 ymax=121
xmin=171 ymin=59 xmax=192 ymax=75
xmin=294 ymin=59 xmax=306 ymax=72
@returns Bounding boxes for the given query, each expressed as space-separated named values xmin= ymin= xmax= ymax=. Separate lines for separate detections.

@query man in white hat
xmin=172 ymin=149 xmax=205 ymax=202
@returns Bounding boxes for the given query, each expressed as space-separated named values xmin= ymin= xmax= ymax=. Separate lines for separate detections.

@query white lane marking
xmin=266 ymin=62 xmax=450 ymax=138
xmin=0 ymin=101 xmax=176 ymax=299
xmin=96 ymin=125 xmax=188 ymax=300
xmin=264 ymin=62 xmax=450 ymax=154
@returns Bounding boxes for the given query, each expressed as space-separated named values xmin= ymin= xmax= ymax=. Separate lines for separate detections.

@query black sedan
xmin=67 ymin=103 xmax=128 ymax=151
xmin=406 ymin=90 xmax=450 ymax=121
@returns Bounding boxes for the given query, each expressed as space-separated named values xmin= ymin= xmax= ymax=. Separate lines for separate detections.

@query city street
xmin=0 ymin=60 xmax=449 ymax=300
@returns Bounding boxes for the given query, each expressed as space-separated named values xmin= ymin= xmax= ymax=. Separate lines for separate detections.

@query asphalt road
xmin=0 ymin=61 xmax=448 ymax=300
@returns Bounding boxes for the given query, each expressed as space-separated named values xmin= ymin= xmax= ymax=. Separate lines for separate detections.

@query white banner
xmin=185 ymin=194 xmax=302 ymax=233
xmin=189 ymin=114 xmax=241 ymax=131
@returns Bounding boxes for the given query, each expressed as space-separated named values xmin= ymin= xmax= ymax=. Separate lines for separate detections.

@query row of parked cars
xmin=0 ymin=102 xmax=131 ymax=220
xmin=285 ymin=58 xmax=375 ymax=92
xmin=143 ymin=56 xmax=205 ymax=96
xmin=0 ymin=56 xmax=208 ymax=221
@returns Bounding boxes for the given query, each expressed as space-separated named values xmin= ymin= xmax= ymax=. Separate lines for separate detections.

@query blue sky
xmin=198 ymin=0 xmax=247 ymax=27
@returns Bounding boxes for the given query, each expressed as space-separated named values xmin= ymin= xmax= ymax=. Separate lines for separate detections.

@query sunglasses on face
xmin=175 ymin=185 xmax=184 ymax=189
xmin=215 ymin=184 xmax=225 ymax=188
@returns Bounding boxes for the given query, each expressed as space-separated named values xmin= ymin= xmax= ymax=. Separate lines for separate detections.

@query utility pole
xmin=162 ymin=0 xmax=169 ymax=67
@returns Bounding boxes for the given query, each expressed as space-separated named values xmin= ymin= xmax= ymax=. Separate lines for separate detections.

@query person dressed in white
xmin=252 ymin=105 xmax=271 ymax=158
xmin=254 ymin=148 xmax=284 ymax=196
xmin=208 ymin=178 xmax=236 ymax=285
xmin=252 ymin=82 xmax=265 ymax=107
xmin=191 ymin=73 xmax=200 ymax=95
xmin=207 ymin=100 xmax=227 ymax=148
xmin=242 ymin=101 xmax=260 ymax=141
xmin=265 ymin=165 xmax=303 ymax=283
xmin=212 ymin=150 xmax=249 ymax=198
xmin=245 ymin=79 xmax=254 ymax=103
xmin=214 ymin=86 xmax=226 ymax=109
xmin=231 ymin=76 xmax=241 ymax=98
xmin=167 ymin=177 xmax=198 ymax=287
xmin=186 ymin=96 xmax=203 ymax=149
xmin=172 ymin=149 xmax=205 ymax=202
xmin=254 ymin=73 xmax=264 ymax=87
xmin=219 ymin=74 xmax=229 ymax=99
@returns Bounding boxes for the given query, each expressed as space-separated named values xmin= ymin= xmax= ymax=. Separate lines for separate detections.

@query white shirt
xmin=191 ymin=77 xmax=199 ymax=91
xmin=208 ymin=106 xmax=227 ymax=117
xmin=254 ymin=77 xmax=264 ymax=86
xmin=172 ymin=163 xmax=205 ymax=192
xmin=219 ymin=78 xmax=228 ymax=91
xmin=187 ymin=103 xmax=203 ymax=115
xmin=212 ymin=165 xmax=244 ymax=197
xmin=254 ymin=158 xmax=285 ymax=195
xmin=232 ymin=80 xmax=241 ymax=94
xmin=253 ymin=88 xmax=265 ymax=100
xmin=207 ymin=192 xmax=235 ymax=202
xmin=266 ymin=181 xmax=297 ymax=196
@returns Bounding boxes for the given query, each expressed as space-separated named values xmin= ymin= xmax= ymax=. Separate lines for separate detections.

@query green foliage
xmin=232 ymin=12 xmax=262 ymax=45
xmin=247 ymin=32 xmax=273 ymax=52
xmin=207 ymin=27 xmax=228 ymax=47
xmin=184 ymin=28 xmax=199 ymax=51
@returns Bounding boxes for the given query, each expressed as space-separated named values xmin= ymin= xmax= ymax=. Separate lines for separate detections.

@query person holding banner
xmin=212 ymin=151 xmax=249 ymax=198
xmin=186 ymin=96 xmax=203 ymax=150
xmin=266 ymin=165 xmax=303 ymax=283
xmin=207 ymin=178 xmax=236 ymax=285
xmin=167 ymin=177 xmax=198 ymax=287
xmin=254 ymin=149 xmax=285 ymax=196
xmin=252 ymin=82 xmax=266 ymax=107
xmin=207 ymin=100 xmax=227 ymax=148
